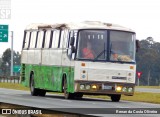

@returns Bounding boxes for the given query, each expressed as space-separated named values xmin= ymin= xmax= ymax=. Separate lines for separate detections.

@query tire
xmin=75 ymin=93 xmax=83 ymax=99
xmin=39 ymin=89 xmax=46 ymax=96
xmin=30 ymin=74 xmax=39 ymax=96
xmin=111 ymin=94 xmax=121 ymax=102
xmin=63 ymin=78 xmax=74 ymax=99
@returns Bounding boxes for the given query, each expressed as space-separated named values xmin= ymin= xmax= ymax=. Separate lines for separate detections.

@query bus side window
xmin=37 ymin=31 xmax=44 ymax=48
xmin=59 ymin=30 xmax=64 ymax=48
xmin=35 ymin=31 xmax=39 ymax=48
xmin=30 ymin=31 xmax=37 ymax=49
xmin=63 ymin=30 xmax=69 ymax=48
xmin=51 ymin=30 xmax=60 ymax=48
xmin=44 ymin=30 xmax=51 ymax=48
xmin=24 ymin=31 xmax=31 ymax=49
xmin=22 ymin=31 xmax=26 ymax=49
xmin=49 ymin=31 xmax=53 ymax=48
xmin=64 ymin=30 xmax=69 ymax=48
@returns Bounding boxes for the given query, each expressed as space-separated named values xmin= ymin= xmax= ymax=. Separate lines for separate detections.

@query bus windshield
xmin=110 ymin=31 xmax=135 ymax=62
xmin=77 ymin=30 xmax=107 ymax=60
xmin=76 ymin=30 xmax=135 ymax=63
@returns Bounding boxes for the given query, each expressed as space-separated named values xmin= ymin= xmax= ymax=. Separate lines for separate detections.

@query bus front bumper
xmin=74 ymin=81 xmax=135 ymax=96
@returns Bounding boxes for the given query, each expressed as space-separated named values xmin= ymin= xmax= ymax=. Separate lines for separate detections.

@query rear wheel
xmin=63 ymin=78 xmax=74 ymax=99
xmin=30 ymin=74 xmax=39 ymax=96
xmin=111 ymin=94 xmax=121 ymax=102
xmin=30 ymin=74 xmax=46 ymax=96
xmin=39 ymin=89 xmax=46 ymax=96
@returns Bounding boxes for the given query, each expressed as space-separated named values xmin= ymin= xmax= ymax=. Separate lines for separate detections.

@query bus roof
xmin=25 ymin=21 xmax=135 ymax=32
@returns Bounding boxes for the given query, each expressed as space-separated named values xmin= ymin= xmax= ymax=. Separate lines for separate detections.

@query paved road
xmin=135 ymin=88 xmax=160 ymax=93
xmin=0 ymin=88 xmax=159 ymax=117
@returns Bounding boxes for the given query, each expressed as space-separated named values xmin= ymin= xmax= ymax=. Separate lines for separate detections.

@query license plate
xmin=102 ymin=85 xmax=112 ymax=90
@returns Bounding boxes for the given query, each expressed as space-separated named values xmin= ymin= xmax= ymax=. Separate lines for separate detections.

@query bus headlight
xmin=92 ymin=85 xmax=97 ymax=89
xmin=80 ymin=85 xmax=85 ymax=90
xmin=86 ymin=85 xmax=91 ymax=90
xmin=116 ymin=86 xmax=122 ymax=92
xmin=122 ymin=87 xmax=127 ymax=92
xmin=128 ymin=87 xmax=133 ymax=92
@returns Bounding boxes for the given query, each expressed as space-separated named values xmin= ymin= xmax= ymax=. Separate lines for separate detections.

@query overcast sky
xmin=0 ymin=0 xmax=160 ymax=55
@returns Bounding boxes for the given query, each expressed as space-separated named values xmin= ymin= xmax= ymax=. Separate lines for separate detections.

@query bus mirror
xmin=71 ymin=46 xmax=76 ymax=53
xmin=136 ymin=40 xmax=140 ymax=52
xmin=70 ymin=37 xmax=75 ymax=46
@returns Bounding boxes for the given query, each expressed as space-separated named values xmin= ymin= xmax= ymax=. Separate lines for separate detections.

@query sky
xmin=0 ymin=0 xmax=160 ymax=55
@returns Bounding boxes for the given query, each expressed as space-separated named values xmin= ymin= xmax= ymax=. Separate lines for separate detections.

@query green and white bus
xmin=21 ymin=21 xmax=139 ymax=102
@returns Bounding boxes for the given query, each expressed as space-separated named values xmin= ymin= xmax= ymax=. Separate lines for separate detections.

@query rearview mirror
xmin=136 ymin=40 xmax=140 ymax=52
xmin=70 ymin=37 xmax=75 ymax=46
xmin=71 ymin=46 xmax=76 ymax=53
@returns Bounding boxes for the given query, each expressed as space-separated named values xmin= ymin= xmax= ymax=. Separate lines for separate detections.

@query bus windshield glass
xmin=77 ymin=30 xmax=107 ymax=60
xmin=76 ymin=30 xmax=135 ymax=63
xmin=110 ymin=31 xmax=135 ymax=62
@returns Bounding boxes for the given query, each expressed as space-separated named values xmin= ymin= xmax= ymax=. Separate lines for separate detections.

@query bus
xmin=21 ymin=21 xmax=139 ymax=102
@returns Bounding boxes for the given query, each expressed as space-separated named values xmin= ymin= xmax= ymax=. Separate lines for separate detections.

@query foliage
xmin=0 ymin=48 xmax=21 ymax=76
xmin=136 ymin=37 xmax=160 ymax=86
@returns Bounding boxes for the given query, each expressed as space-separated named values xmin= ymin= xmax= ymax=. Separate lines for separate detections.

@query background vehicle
xmin=21 ymin=21 xmax=138 ymax=102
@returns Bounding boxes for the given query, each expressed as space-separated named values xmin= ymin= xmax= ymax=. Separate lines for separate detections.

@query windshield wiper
xmin=93 ymin=43 xmax=106 ymax=61
xmin=93 ymin=49 xmax=106 ymax=61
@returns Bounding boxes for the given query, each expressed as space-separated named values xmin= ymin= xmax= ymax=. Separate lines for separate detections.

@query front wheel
xmin=63 ymin=78 xmax=74 ymax=99
xmin=75 ymin=93 xmax=83 ymax=99
xmin=111 ymin=94 xmax=121 ymax=102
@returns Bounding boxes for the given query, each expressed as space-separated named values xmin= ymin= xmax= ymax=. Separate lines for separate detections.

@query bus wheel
xmin=63 ymin=78 xmax=74 ymax=99
xmin=111 ymin=94 xmax=121 ymax=102
xmin=30 ymin=74 xmax=39 ymax=96
xmin=75 ymin=93 xmax=83 ymax=99
xmin=39 ymin=89 xmax=46 ymax=96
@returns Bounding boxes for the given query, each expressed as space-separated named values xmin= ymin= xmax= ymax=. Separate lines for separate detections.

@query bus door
xmin=61 ymin=30 xmax=77 ymax=89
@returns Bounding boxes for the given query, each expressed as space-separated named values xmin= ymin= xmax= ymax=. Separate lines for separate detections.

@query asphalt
xmin=0 ymin=88 xmax=159 ymax=117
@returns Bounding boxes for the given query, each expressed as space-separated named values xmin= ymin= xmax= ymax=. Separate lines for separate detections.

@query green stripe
xmin=21 ymin=64 xmax=74 ymax=93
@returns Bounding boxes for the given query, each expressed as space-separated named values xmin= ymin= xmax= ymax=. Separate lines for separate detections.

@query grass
xmin=0 ymin=82 xmax=29 ymax=91
xmin=0 ymin=83 xmax=160 ymax=104
xmin=121 ymin=92 xmax=160 ymax=104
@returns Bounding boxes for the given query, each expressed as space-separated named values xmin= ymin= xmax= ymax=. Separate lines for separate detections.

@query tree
xmin=0 ymin=57 xmax=2 ymax=75
xmin=1 ymin=48 xmax=11 ymax=76
xmin=0 ymin=48 xmax=21 ymax=76
xmin=136 ymin=37 xmax=160 ymax=86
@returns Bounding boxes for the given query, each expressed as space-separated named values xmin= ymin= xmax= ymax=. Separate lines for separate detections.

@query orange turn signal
xmin=81 ymin=63 xmax=85 ymax=67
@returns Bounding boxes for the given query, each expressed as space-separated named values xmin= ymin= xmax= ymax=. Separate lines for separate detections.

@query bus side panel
xmin=33 ymin=65 xmax=62 ymax=91
xmin=33 ymin=65 xmax=43 ymax=89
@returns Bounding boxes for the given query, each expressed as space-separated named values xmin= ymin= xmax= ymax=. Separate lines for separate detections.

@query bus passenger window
xmin=30 ymin=31 xmax=37 ymax=48
xmin=37 ymin=31 xmax=44 ymax=48
xmin=44 ymin=30 xmax=51 ymax=48
xmin=24 ymin=31 xmax=30 ymax=49
xmin=51 ymin=30 xmax=60 ymax=48
xmin=59 ymin=30 xmax=64 ymax=48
